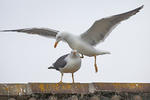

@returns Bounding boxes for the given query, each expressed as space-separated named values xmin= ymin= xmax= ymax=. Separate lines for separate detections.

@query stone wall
xmin=0 ymin=83 xmax=150 ymax=100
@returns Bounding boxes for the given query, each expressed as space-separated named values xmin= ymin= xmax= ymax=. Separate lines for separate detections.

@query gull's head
xmin=54 ymin=31 xmax=70 ymax=48
xmin=70 ymin=50 xmax=80 ymax=58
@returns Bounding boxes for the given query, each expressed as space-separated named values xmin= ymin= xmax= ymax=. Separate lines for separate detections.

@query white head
xmin=54 ymin=31 xmax=70 ymax=48
xmin=70 ymin=50 xmax=80 ymax=58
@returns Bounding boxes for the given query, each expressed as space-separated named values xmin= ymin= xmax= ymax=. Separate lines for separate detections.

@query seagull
xmin=1 ymin=5 xmax=143 ymax=73
xmin=48 ymin=50 xmax=81 ymax=83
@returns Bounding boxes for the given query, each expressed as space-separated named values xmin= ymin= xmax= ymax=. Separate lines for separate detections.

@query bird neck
xmin=62 ymin=34 xmax=79 ymax=50
xmin=63 ymin=34 xmax=75 ymax=44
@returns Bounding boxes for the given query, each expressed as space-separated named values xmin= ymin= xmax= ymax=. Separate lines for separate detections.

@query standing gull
xmin=48 ymin=50 xmax=81 ymax=83
xmin=1 ymin=5 xmax=143 ymax=72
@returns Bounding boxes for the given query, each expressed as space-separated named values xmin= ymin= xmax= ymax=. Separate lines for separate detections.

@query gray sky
xmin=0 ymin=0 xmax=150 ymax=83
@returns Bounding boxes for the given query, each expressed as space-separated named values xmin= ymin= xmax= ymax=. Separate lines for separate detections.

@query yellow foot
xmin=58 ymin=81 xmax=63 ymax=84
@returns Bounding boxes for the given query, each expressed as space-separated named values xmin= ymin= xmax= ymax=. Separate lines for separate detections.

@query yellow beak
xmin=54 ymin=41 xmax=59 ymax=48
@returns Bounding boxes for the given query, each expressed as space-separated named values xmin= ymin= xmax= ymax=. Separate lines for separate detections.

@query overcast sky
xmin=0 ymin=0 xmax=150 ymax=83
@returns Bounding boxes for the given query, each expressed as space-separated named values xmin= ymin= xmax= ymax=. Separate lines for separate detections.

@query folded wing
xmin=80 ymin=5 xmax=143 ymax=46
xmin=53 ymin=54 xmax=69 ymax=70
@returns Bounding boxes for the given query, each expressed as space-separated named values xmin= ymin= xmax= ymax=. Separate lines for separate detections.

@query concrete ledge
xmin=0 ymin=83 xmax=150 ymax=96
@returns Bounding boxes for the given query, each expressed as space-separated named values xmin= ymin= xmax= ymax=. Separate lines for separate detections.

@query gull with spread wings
xmin=1 ymin=5 xmax=143 ymax=72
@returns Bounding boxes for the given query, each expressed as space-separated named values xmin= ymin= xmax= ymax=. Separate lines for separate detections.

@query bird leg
xmin=59 ymin=73 xmax=63 ymax=83
xmin=94 ymin=55 xmax=98 ymax=73
xmin=72 ymin=73 xmax=75 ymax=83
xmin=80 ymin=54 xmax=84 ymax=58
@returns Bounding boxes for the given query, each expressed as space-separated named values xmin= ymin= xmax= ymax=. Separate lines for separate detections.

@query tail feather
xmin=48 ymin=66 xmax=55 ymax=69
xmin=99 ymin=51 xmax=111 ymax=55
xmin=103 ymin=51 xmax=111 ymax=54
xmin=0 ymin=29 xmax=19 ymax=32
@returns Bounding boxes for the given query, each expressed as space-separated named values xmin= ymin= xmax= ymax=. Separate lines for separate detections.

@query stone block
xmin=8 ymin=98 xmax=16 ymax=100
xmin=111 ymin=95 xmax=121 ymax=100
xmin=133 ymin=95 xmax=142 ymax=100
xmin=48 ymin=96 xmax=57 ymax=100
xmin=29 ymin=97 xmax=37 ymax=100
xmin=68 ymin=95 xmax=78 ymax=100
xmin=89 ymin=95 xmax=99 ymax=100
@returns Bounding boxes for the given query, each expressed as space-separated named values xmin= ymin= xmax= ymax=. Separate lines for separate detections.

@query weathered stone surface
xmin=111 ymin=95 xmax=121 ymax=100
xmin=133 ymin=95 xmax=143 ymax=100
xmin=0 ymin=84 xmax=29 ymax=96
xmin=100 ymin=96 xmax=110 ymax=100
xmin=68 ymin=95 xmax=78 ymax=100
xmin=1 ymin=83 xmax=150 ymax=95
xmin=29 ymin=83 xmax=89 ymax=94
xmin=0 ymin=97 xmax=8 ymax=100
xmin=89 ymin=95 xmax=99 ymax=100
xmin=0 ymin=83 xmax=150 ymax=100
xmin=16 ymin=96 xmax=28 ymax=100
xmin=28 ymin=97 xmax=37 ymax=100
xmin=93 ymin=83 xmax=150 ymax=93
xmin=48 ymin=96 xmax=57 ymax=100
xmin=8 ymin=98 xmax=16 ymax=100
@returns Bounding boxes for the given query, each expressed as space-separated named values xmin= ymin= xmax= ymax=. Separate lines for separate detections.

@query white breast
xmin=68 ymin=37 xmax=101 ymax=56
xmin=60 ymin=56 xmax=81 ymax=73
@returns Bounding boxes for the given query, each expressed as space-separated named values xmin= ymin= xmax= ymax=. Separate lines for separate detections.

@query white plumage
xmin=1 ymin=5 xmax=143 ymax=73
xmin=48 ymin=50 xmax=81 ymax=83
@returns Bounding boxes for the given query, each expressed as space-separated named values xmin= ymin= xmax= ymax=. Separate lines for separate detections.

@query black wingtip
xmin=0 ymin=29 xmax=17 ymax=32
xmin=136 ymin=5 xmax=144 ymax=12
xmin=133 ymin=5 xmax=144 ymax=13
xmin=141 ymin=5 xmax=144 ymax=8
xmin=48 ymin=66 xmax=55 ymax=69
xmin=138 ymin=5 xmax=144 ymax=10
xmin=0 ymin=30 xmax=6 ymax=32
xmin=128 ymin=5 xmax=144 ymax=16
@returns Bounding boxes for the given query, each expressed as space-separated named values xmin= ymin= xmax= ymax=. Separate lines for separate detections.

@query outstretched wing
xmin=1 ymin=28 xmax=59 ymax=38
xmin=80 ymin=5 xmax=143 ymax=46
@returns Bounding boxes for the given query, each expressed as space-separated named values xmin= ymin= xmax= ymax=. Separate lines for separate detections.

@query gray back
xmin=53 ymin=54 xmax=69 ymax=70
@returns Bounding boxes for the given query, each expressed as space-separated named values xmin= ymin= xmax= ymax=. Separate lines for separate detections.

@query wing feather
xmin=80 ymin=5 xmax=143 ymax=46
xmin=53 ymin=54 xmax=69 ymax=70
xmin=1 ymin=28 xmax=59 ymax=38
